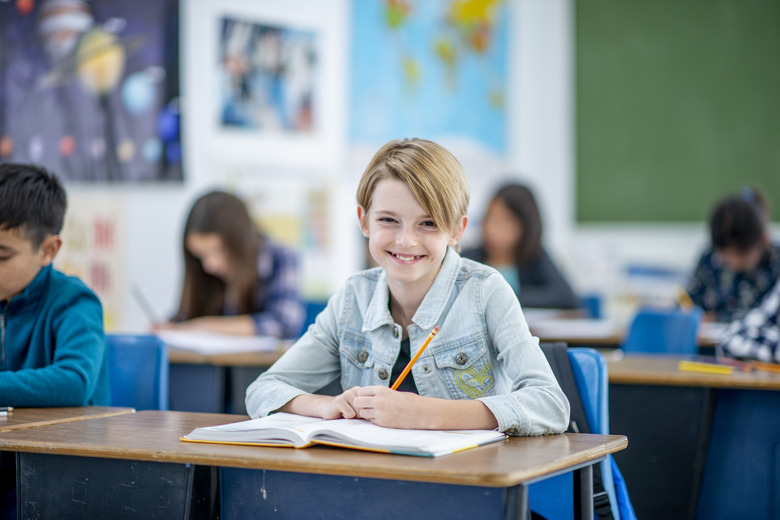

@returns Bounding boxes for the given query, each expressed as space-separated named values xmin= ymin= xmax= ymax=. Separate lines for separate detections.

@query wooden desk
xmin=607 ymin=353 xmax=780 ymax=389
xmin=0 ymin=406 xmax=135 ymax=432
xmin=0 ymin=410 xmax=627 ymax=520
xmin=167 ymin=348 xmax=285 ymax=367
xmin=606 ymin=354 xmax=780 ymax=520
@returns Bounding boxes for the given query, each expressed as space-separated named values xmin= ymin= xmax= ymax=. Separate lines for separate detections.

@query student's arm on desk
xmin=354 ymin=387 xmax=498 ymax=430
xmin=154 ymin=315 xmax=257 ymax=336
xmin=279 ymin=387 xmax=498 ymax=431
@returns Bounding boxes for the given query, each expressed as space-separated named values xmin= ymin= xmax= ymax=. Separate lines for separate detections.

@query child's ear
xmin=448 ymin=215 xmax=468 ymax=247
xmin=38 ymin=235 xmax=62 ymax=266
xmin=357 ymin=206 xmax=369 ymax=237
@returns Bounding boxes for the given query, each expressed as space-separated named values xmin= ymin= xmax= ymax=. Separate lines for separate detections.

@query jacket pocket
xmin=432 ymin=336 xmax=496 ymax=399
xmin=339 ymin=332 xmax=375 ymax=387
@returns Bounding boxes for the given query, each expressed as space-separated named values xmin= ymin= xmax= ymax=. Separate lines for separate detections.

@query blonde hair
xmin=356 ymin=138 xmax=469 ymax=235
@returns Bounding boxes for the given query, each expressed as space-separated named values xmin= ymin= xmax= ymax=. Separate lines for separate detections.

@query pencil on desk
xmin=678 ymin=360 xmax=733 ymax=375
xmin=391 ymin=326 xmax=439 ymax=390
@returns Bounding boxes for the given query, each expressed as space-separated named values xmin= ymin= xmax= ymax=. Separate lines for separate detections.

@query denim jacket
xmin=245 ymin=248 xmax=570 ymax=435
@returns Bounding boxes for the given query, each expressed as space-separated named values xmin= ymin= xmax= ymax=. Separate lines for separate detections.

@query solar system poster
xmin=0 ymin=0 xmax=181 ymax=183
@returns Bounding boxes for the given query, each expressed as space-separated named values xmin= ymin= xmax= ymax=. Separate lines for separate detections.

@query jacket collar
xmin=6 ymin=264 xmax=51 ymax=312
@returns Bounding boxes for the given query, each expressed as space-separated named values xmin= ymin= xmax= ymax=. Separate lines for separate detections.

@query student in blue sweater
xmin=0 ymin=163 xmax=109 ymax=518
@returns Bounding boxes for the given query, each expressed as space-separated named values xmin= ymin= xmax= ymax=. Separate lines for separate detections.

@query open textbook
xmin=181 ymin=412 xmax=507 ymax=457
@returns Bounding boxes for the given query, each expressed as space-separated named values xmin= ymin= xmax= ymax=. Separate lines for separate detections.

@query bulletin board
xmin=575 ymin=0 xmax=780 ymax=223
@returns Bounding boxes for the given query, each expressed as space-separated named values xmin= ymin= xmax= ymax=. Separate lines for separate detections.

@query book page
xmin=183 ymin=414 xmax=325 ymax=447
xmin=311 ymin=418 xmax=507 ymax=456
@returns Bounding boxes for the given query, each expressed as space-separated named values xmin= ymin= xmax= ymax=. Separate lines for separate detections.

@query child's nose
xmin=395 ymin=225 xmax=418 ymax=247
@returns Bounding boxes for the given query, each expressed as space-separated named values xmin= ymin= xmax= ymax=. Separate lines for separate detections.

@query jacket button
xmin=456 ymin=353 xmax=468 ymax=365
xmin=357 ymin=351 xmax=368 ymax=363
xmin=392 ymin=327 xmax=399 ymax=338
xmin=377 ymin=368 xmax=389 ymax=380
xmin=422 ymin=366 xmax=431 ymax=374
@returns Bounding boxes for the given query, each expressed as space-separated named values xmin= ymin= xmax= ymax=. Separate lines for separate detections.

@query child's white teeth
xmin=396 ymin=254 xmax=417 ymax=261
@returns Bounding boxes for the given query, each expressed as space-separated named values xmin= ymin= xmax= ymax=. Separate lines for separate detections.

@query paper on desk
xmin=155 ymin=330 xmax=280 ymax=355
xmin=697 ymin=322 xmax=728 ymax=344
xmin=528 ymin=318 xmax=617 ymax=339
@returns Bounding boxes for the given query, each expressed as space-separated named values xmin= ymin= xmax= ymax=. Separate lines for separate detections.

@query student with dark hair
xmin=0 ymin=163 xmax=109 ymax=405
xmin=0 ymin=162 xmax=110 ymax=518
xmin=155 ymin=190 xmax=304 ymax=338
xmin=462 ymin=183 xmax=580 ymax=309
xmin=687 ymin=187 xmax=780 ymax=322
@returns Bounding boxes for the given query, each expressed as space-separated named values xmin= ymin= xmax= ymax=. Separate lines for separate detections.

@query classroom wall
xmin=66 ymin=0 xmax=731 ymax=332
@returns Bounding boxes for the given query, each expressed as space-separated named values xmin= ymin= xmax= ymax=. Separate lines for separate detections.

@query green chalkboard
xmin=576 ymin=0 xmax=780 ymax=222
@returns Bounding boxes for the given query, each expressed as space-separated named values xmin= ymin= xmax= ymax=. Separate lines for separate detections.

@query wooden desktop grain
xmin=608 ymin=354 xmax=780 ymax=390
xmin=167 ymin=348 xmax=284 ymax=367
xmin=0 ymin=410 xmax=627 ymax=488
xmin=0 ymin=406 xmax=135 ymax=432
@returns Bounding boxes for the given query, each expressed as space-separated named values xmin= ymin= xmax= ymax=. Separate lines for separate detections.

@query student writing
xmin=245 ymin=139 xmax=570 ymax=434
xmin=687 ymin=187 xmax=780 ymax=322
xmin=462 ymin=182 xmax=580 ymax=309
xmin=154 ymin=190 xmax=304 ymax=338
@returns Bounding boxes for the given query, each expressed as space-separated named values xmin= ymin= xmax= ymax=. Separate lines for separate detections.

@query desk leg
xmin=505 ymin=484 xmax=528 ymax=520
xmin=573 ymin=464 xmax=594 ymax=520
xmin=688 ymin=387 xmax=716 ymax=520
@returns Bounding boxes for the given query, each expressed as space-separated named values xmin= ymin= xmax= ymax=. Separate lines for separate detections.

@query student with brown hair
xmin=155 ymin=190 xmax=304 ymax=338
xmin=462 ymin=183 xmax=580 ymax=309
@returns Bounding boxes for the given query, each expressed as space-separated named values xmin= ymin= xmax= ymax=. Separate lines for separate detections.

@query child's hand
xmin=320 ymin=387 xmax=362 ymax=420
xmin=352 ymin=386 xmax=426 ymax=429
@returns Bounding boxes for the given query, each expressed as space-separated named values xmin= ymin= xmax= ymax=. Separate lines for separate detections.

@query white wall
xmin=68 ymin=0 xmax=717 ymax=332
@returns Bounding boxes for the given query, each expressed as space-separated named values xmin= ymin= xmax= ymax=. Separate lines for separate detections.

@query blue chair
xmin=106 ymin=334 xmax=169 ymax=410
xmin=530 ymin=347 xmax=635 ymax=520
xmin=580 ymin=292 xmax=603 ymax=319
xmin=302 ymin=299 xmax=328 ymax=333
xmin=620 ymin=307 xmax=703 ymax=354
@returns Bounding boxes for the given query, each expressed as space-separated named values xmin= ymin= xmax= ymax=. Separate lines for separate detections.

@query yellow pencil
xmin=678 ymin=360 xmax=733 ymax=375
xmin=390 ymin=326 xmax=440 ymax=390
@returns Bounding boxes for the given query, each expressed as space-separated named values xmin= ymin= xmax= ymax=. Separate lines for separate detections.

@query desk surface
xmin=168 ymin=347 xmax=284 ymax=367
xmin=607 ymin=354 xmax=780 ymax=390
xmin=0 ymin=406 xmax=135 ymax=432
xmin=0 ymin=410 xmax=627 ymax=488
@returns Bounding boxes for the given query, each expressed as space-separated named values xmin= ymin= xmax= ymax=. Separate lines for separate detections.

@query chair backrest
xmin=620 ymin=306 xmax=703 ymax=354
xmin=106 ymin=334 xmax=169 ymax=410
xmin=302 ymin=300 xmax=328 ymax=333
xmin=580 ymin=292 xmax=604 ymax=319
xmin=530 ymin=345 xmax=619 ymax=519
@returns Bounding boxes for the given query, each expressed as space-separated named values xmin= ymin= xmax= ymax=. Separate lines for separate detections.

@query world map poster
xmin=349 ymin=0 xmax=508 ymax=154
